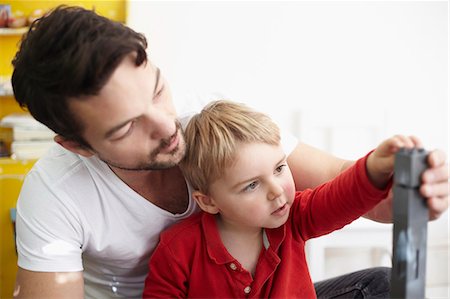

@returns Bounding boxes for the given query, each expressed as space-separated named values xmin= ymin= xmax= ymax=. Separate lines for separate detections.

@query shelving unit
xmin=0 ymin=158 xmax=36 ymax=298
xmin=0 ymin=27 xmax=28 ymax=36
xmin=0 ymin=24 xmax=27 ymax=158
xmin=0 ymin=18 xmax=32 ymax=299
xmin=0 ymin=2 xmax=126 ymax=297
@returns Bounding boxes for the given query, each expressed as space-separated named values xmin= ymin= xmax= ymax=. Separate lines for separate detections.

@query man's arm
xmin=288 ymin=142 xmax=449 ymax=222
xmin=287 ymin=142 xmax=350 ymax=190
xmin=14 ymin=268 xmax=84 ymax=299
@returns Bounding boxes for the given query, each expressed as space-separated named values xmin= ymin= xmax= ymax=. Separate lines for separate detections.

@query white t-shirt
xmin=16 ymin=105 xmax=298 ymax=298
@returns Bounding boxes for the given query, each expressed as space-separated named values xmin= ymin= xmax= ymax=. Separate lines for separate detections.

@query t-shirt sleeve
xmin=16 ymin=169 xmax=84 ymax=272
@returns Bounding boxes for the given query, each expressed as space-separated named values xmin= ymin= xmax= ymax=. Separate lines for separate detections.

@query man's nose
xmin=143 ymin=111 xmax=176 ymax=140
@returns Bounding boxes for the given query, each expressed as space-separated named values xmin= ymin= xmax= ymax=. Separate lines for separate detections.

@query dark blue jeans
xmin=314 ymin=267 xmax=391 ymax=299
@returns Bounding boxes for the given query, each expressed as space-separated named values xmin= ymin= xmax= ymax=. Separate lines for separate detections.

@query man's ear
xmin=54 ymin=135 xmax=94 ymax=157
xmin=193 ymin=191 xmax=219 ymax=214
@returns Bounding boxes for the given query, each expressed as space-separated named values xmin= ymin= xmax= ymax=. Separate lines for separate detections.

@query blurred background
xmin=1 ymin=1 xmax=448 ymax=298
xmin=128 ymin=2 xmax=448 ymax=296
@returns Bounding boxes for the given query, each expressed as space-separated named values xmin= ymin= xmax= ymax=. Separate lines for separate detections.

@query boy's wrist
xmin=366 ymin=151 xmax=393 ymax=189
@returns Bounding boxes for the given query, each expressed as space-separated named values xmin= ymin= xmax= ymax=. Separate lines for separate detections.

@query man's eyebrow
xmin=153 ymin=67 xmax=161 ymax=95
xmin=104 ymin=118 xmax=136 ymax=139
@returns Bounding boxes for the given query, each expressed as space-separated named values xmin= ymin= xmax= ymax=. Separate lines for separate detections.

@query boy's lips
xmin=271 ymin=203 xmax=289 ymax=216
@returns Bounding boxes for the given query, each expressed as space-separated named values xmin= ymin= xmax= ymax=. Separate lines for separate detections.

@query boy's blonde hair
xmin=181 ymin=100 xmax=281 ymax=194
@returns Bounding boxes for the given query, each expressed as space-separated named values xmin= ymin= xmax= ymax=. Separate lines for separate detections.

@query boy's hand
xmin=366 ymin=135 xmax=423 ymax=189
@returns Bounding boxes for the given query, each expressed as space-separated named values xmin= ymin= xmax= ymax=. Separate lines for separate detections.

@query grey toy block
xmin=393 ymin=148 xmax=428 ymax=188
xmin=390 ymin=148 xmax=429 ymax=299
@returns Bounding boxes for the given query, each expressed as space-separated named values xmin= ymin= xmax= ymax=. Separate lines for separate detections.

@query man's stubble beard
xmin=97 ymin=121 xmax=187 ymax=171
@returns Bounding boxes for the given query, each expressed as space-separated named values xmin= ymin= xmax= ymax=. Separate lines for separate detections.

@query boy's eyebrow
xmin=232 ymin=154 xmax=287 ymax=189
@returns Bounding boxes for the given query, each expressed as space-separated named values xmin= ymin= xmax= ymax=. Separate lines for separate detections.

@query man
xmin=11 ymin=6 xmax=449 ymax=299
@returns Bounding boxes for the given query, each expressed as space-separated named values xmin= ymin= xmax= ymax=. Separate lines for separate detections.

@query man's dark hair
xmin=12 ymin=5 xmax=148 ymax=145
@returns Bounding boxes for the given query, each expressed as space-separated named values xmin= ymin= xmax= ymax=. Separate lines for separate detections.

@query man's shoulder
xmin=24 ymin=144 xmax=106 ymax=193
xmin=33 ymin=144 xmax=82 ymax=170
xmin=24 ymin=144 xmax=80 ymax=183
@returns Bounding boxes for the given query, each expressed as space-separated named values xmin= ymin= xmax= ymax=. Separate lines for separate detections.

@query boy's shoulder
xmin=159 ymin=211 xmax=204 ymax=245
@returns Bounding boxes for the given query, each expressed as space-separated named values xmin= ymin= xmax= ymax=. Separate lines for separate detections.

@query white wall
xmin=127 ymin=0 xmax=449 ymax=295
xmin=127 ymin=1 xmax=448 ymax=152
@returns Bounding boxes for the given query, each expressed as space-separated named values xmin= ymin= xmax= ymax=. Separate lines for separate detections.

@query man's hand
xmin=420 ymin=149 xmax=449 ymax=220
xmin=364 ymin=149 xmax=449 ymax=222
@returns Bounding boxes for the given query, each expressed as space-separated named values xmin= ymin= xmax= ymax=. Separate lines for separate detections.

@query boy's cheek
xmin=283 ymin=180 xmax=296 ymax=201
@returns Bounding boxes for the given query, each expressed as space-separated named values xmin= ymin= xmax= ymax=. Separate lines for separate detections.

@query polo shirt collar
xmin=201 ymin=212 xmax=235 ymax=265
xmin=201 ymin=212 xmax=287 ymax=265
xmin=265 ymin=223 xmax=286 ymax=252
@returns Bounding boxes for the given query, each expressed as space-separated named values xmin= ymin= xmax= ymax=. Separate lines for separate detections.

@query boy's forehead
xmin=221 ymin=143 xmax=285 ymax=183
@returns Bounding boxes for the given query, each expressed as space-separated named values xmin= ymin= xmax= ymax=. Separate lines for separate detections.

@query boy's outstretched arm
xmin=288 ymin=142 xmax=449 ymax=222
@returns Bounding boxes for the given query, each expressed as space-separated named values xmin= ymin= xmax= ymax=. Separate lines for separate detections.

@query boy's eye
xmin=154 ymin=85 xmax=164 ymax=100
xmin=275 ymin=164 xmax=286 ymax=173
xmin=243 ymin=181 xmax=259 ymax=192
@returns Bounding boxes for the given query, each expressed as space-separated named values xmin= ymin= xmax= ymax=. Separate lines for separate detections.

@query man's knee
xmin=315 ymin=267 xmax=391 ymax=299
xmin=361 ymin=267 xmax=391 ymax=298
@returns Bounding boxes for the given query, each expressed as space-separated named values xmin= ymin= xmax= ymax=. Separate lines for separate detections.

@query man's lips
xmin=160 ymin=133 xmax=179 ymax=154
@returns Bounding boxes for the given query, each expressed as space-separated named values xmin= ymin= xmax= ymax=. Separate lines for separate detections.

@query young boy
xmin=143 ymin=100 xmax=422 ymax=298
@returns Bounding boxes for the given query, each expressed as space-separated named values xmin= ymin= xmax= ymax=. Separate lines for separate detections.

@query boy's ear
xmin=54 ymin=135 xmax=95 ymax=157
xmin=193 ymin=191 xmax=219 ymax=214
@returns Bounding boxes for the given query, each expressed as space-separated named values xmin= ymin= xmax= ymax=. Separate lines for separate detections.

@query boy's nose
xmin=268 ymin=181 xmax=283 ymax=201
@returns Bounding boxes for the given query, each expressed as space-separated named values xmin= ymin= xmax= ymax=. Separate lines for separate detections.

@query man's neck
xmin=110 ymin=165 xmax=189 ymax=214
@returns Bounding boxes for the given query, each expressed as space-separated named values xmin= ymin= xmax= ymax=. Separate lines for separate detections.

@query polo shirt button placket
xmin=244 ymin=286 xmax=251 ymax=295
xmin=229 ymin=263 xmax=237 ymax=271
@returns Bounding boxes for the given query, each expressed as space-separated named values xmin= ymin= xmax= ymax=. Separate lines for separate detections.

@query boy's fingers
xmin=391 ymin=135 xmax=420 ymax=150
xmin=409 ymin=135 xmax=423 ymax=148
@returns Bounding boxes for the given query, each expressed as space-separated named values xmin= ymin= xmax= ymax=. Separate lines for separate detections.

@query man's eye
xmin=110 ymin=121 xmax=136 ymax=141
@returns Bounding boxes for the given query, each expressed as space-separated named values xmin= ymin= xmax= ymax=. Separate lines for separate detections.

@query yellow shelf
xmin=0 ymin=93 xmax=14 ymax=97
xmin=0 ymin=157 xmax=36 ymax=299
xmin=9 ymin=0 xmax=126 ymax=23
xmin=0 ymin=27 xmax=28 ymax=36
xmin=0 ymin=2 xmax=126 ymax=296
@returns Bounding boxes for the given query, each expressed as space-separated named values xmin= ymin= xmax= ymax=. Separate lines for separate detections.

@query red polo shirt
xmin=143 ymin=153 xmax=390 ymax=298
